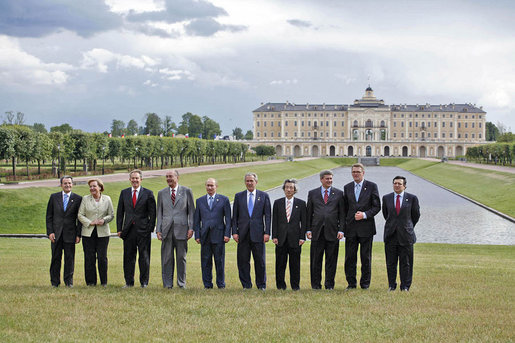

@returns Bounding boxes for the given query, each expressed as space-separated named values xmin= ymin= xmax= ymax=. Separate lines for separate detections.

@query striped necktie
xmin=63 ymin=193 xmax=69 ymax=211
xmin=286 ymin=200 xmax=291 ymax=222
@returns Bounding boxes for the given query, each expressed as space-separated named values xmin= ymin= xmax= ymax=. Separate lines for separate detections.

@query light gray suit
xmin=156 ymin=185 xmax=194 ymax=288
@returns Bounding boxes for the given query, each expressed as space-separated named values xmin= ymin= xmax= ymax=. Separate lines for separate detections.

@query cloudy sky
xmin=1 ymin=0 xmax=514 ymax=134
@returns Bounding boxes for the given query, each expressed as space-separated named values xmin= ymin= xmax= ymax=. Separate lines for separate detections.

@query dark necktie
xmin=132 ymin=189 xmax=137 ymax=208
xmin=396 ymin=194 xmax=401 ymax=215
xmin=171 ymin=188 xmax=176 ymax=205
xmin=209 ymin=196 xmax=213 ymax=210
xmin=324 ymin=189 xmax=328 ymax=204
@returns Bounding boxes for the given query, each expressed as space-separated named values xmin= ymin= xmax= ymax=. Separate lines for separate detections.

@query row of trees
xmin=466 ymin=143 xmax=515 ymax=166
xmin=0 ymin=125 xmax=251 ymax=180
xmin=6 ymin=111 xmax=254 ymax=142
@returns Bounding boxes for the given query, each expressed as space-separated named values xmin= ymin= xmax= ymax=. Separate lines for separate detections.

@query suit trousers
xmin=82 ymin=227 xmax=109 ymax=286
xmin=50 ymin=236 xmax=76 ymax=286
xmin=344 ymin=236 xmax=373 ymax=288
xmin=237 ymin=233 xmax=266 ymax=289
xmin=123 ymin=226 xmax=151 ymax=286
xmin=385 ymin=232 xmax=414 ymax=290
xmin=200 ymin=230 xmax=226 ymax=288
xmin=310 ymin=227 xmax=339 ymax=289
xmin=161 ymin=233 xmax=188 ymax=288
xmin=275 ymin=235 xmax=301 ymax=290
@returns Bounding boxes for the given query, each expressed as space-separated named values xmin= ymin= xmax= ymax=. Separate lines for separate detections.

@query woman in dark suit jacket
xmin=78 ymin=178 xmax=114 ymax=286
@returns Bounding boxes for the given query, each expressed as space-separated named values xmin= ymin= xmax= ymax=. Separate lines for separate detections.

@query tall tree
xmin=244 ymin=130 xmax=254 ymax=140
xmin=3 ymin=111 xmax=15 ymax=125
xmin=178 ymin=112 xmax=203 ymax=137
xmin=50 ymin=123 xmax=73 ymax=134
xmin=126 ymin=119 xmax=139 ymax=136
xmin=32 ymin=123 xmax=47 ymax=133
xmin=486 ymin=122 xmax=500 ymax=141
xmin=162 ymin=115 xmax=176 ymax=136
xmin=232 ymin=127 xmax=243 ymax=140
xmin=202 ymin=116 xmax=221 ymax=139
xmin=111 ymin=119 xmax=125 ymax=137
xmin=144 ymin=113 xmax=162 ymax=135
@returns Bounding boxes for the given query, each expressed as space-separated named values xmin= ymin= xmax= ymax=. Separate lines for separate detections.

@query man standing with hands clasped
xmin=156 ymin=170 xmax=195 ymax=289
xmin=117 ymin=169 xmax=156 ymax=288
xmin=272 ymin=179 xmax=306 ymax=290
xmin=232 ymin=172 xmax=271 ymax=290
xmin=382 ymin=176 xmax=420 ymax=292
xmin=342 ymin=163 xmax=381 ymax=290
xmin=193 ymin=178 xmax=231 ymax=289
xmin=306 ymin=170 xmax=344 ymax=290
xmin=46 ymin=176 xmax=82 ymax=287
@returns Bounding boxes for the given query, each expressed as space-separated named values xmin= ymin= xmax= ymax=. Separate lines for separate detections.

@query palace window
xmin=450 ymin=122 xmax=453 ymax=127
xmin=285 ymin=132 xmax=288 ymax=137
xmin=257 ymin=122 xmax=260 ymax=127
xmin=341 ymin=132 xmax=344 ymax=137
xmin=401 ymin=122 xmax=404 ymax=127
xmin=285 ymin=121 xmax=288 ymax=126
xmin=294 ymin=121 xmax=297 ymax=126
xmin=271 ymin=122 xmax=274 ymax=127
xmin=264 ymin=122 xmax=267 ymax=127
xmin=450 ymin=133 xmax=453 ymax=138
xmin=442 ymin=122 xmax=445 ymax=128
xmin=271 ymin=132 xmax=274 ymax=137
xmin=341 ymin=121 xmax=344 ymax=127
xmin=442 ymin=133 xmax=445 ymax=138
xmin=394 ymin=122 xmax=397 ymax=127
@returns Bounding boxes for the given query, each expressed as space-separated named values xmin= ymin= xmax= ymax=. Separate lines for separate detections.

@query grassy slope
xmin=0 ymin=158 xmax=353 ymax=234
xmin=396 ymin=159 xmax=515 ymax=217
xmin=0 ymin=239 xmax=513 ymax=342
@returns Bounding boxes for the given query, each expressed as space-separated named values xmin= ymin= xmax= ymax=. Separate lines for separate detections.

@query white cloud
xmin=158 ymin=68 xmax=194 ymax=80
xmin=270 ymin=79 xmax=298 ymax=86
xmin=0 ymin=36 xmax=73 ymax=87
xmin=80 ymin=48 xmax=159 ymax=73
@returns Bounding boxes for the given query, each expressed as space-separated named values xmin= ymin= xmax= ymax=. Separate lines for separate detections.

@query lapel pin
xmin=364 ymin=188 xmax=367 ymax=191
xmin=295 ymin=205 xmax=298 ymax=208
xmin=258 ymin=197 xmax=261 ymax=201
xmin=216 ymin=199 xmax=219 ymax=202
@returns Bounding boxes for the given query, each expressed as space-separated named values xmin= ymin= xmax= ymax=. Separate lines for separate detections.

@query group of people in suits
xmin=46 ymin=163 xmax=420 ymax=292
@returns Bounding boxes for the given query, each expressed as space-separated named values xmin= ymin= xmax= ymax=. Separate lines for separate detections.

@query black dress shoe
xmin=388 ymin=287 xmax=396 ymax=292
xmin=345 ymin=286 xmax=357 ymax=291
xmin=65 ymin=284 xmax=73 ymax=288
xmin=292 ymin=288 xmax=300 ymax=291
xmin=141 ymin=284 xmax=148 ymax=288
xmin=122 ymin=284 xmax=133 ymax=288
xmin=400 ymin=288 xmax=409 ymax=292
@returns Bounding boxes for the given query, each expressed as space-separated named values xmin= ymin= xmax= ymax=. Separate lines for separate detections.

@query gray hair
xmin=319 ymin=170 xmax=333 ymax=179
xmin=60 ymin=175 xmax=73 ymax=184
xmin=244 ymin=172 xmax=258 ymax=182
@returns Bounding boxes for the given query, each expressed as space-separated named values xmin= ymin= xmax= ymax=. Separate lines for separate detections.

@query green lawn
xmin=396 ymin=159 xmax=515 ymax=217
xmin=0 ymin=158 xmax=352 ymax=234
xmin=0 ymin=238 xmax=513 ymax=342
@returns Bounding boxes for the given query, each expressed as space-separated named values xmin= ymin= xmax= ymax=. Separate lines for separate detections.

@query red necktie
xmin=396 ymin=194 xmax=400 ymax=215
xmin=324 ymin=190 xmax=328 ymax=204
xmin=132 ymin=189 xmax=137 ymax=208
xmin=171 ymin=188 xmax=176 ymax=205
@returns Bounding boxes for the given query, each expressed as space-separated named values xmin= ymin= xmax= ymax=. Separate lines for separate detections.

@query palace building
xmin=251 ymin=86 xmax=486 ymax=158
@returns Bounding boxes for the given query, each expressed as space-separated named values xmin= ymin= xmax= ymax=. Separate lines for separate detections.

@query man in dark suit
xmin=46 ymin=176 xmax=82 ymax=287
xmin=232 ymin=172 xmax=271 ymax=290
xmin=342 ymin=163 xmax=381 ymax=290
xmin=117 ymin=169 xmax=156 ymax=288
xmin=382 ymin=176 xmax=420 ymax=291
xmin=272 ymin=179 xmax=306 ymax=290
xmin=156 ymin=170 xmax=194 ymax=289
xmin=193 ymin=178 xmax=231 ymax=289
xmin=306 ymin=170 xmax=344 ymax=290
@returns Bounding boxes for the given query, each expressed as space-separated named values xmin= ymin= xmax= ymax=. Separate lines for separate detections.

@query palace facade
xmin=251 ymin=87 xmax=486 ymax=158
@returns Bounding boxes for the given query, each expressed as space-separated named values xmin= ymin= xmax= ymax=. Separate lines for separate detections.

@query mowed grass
xmin=0 ymin=158 xmax=353 ymax=234
xmin=396 ymin=159 xmax=515 ymax=218
xmin=0 ymin=238 xmax=513 ymax=342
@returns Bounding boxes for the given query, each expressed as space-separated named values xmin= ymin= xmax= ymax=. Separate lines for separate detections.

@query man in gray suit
xmin=156 ymin=170 xmax=195 ymax=289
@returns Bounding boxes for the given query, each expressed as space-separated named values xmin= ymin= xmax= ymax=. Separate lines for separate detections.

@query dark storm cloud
xmin=127 ymin=0 xmax=226 ymax=23
xmin=287 ymin=19 xmax=312 ymax=28
xmin=184 ymin=18 xmax=246 ymax=37
xmin=0 ymin=0 xmax=122 ymax=37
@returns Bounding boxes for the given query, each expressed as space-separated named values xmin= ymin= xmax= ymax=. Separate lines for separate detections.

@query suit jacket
xmin=156 ymin=185 xmax=194 ymax=240
xmin=116 ymin=187 xmax=156 ymax=239
xmin=306 ymin=187 xmax=344 ymax=241
xmin=382 ymin=192 xmax=420 ymax=245
xmin=193 ymin=194 xmax=231 ymax=244
xmin=272 ymin=197 xmax=307 ymax=248
xmin=342 ymin=180 xmax=381 ymax=238
xmin=46 ymin=192 xmax=82 ymax=243
xmin=232 ymin=190 xmax=271 ymax=243
xmin=78 ymin=194 xmax=114 ymax=237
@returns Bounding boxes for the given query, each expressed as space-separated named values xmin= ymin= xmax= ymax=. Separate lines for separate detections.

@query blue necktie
xmin=355 ymin=184 xmax=361 ymax=202
xmin=209 ymin=196 xmax=213 ymax=210
xmin=248 ymin=193 xmax=254 ymax=216
xmin=63 ymin=193 xmax=69 ymax=211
